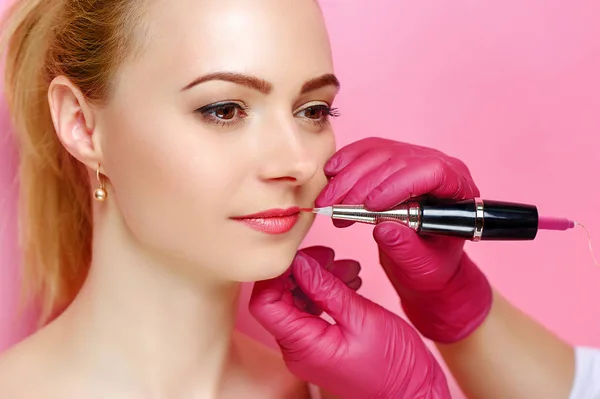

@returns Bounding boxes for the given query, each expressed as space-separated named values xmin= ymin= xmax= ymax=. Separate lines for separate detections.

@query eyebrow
xmin=300 ymin=74 xmax=340 ymax=94
xmin=181 ymin=72 xmax=340 ymax=95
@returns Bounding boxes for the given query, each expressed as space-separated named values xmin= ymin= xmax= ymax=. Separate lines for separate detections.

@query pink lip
xmin=232 ymin=207 xmax=301 ymax=235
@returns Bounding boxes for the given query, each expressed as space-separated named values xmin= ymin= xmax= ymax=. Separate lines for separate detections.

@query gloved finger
xmin=333 ymin=219 xmax=354 ymax=228
xmin=364 ymin=158 xmax=479 ymax=212
xmin=323 ymin=137 xmax=386 ymax=176
xmin=315 ymin=149 xmax=390 ymax=208
xmin=346 ymin=276 xmax=363 ymax=291
xmin=324 ymin=138 xmax=442 ymax=177
xmin=341 ymin=157 xmax=409 ymax=206
xmin=289 ymin=246 xmax=333 ymax=289
xmin=249 ymin=274 xmax=330 ymax=342
xmin=374 ymin=222 xmax=434 ymax=264
xmin=298 ymin=246 xmax=335 ymax=269
xmin=373 ymin=222 xmax=457 ymax=289
xmin=327 ymin=259 xmax=361 ymax=283
xmin=442 ymin=155 xmax=479 ymax=189
xmin=291 ymin=258 xmax=361 ymax=316
xmin=292 ymin=251 xmax=364 ymax=331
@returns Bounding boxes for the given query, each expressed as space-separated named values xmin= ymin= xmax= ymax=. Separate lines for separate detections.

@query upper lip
xmin=233 ymin=206 xmax=300 ymax=219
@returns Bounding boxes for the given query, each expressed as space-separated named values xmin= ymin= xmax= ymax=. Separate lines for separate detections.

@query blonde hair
xmin=0 ymin=0 xmax=149 ymax=326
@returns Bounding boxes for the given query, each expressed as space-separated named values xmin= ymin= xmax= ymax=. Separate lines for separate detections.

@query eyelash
xmin=195 ymin=101 xmax=340 ymax=129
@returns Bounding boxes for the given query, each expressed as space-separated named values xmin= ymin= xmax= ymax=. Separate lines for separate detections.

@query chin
xmin=235 ymin=242 xmax=299 ymax=282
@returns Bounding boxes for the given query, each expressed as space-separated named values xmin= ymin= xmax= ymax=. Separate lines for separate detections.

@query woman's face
xmin=96 ymin=0 xmax=337 ymax=282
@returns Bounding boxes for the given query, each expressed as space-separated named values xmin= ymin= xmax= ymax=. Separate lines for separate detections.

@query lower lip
xmin=235 ymin=214 xmax=300 ymax=234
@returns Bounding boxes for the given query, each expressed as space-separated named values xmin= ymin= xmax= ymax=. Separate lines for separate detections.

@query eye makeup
xmin=195 ymin=100 xmax=340 ymax=130
xmin=196 ymin=101 xmax=249 ymax=128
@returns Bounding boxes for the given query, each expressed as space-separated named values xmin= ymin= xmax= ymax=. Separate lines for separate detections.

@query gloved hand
xmin=249 ymin=247 xmax=451 ymax=399
xmin=315 ymin=137 xmax=492 ymax=343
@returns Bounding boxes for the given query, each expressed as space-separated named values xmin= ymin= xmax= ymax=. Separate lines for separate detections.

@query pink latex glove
xmin=315 ymin=137 xmax=493 ymax=344
xmin=249 ymin=247 xmax=451 ymax=399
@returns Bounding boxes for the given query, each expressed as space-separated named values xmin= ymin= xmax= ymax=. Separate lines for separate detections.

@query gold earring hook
xmin=94 ymin=163 xmax=107 ymax=201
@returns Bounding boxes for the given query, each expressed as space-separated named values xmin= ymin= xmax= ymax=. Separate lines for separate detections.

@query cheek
xmin=308 ymin=131 xmax=336 ymax=196
xmin=101 ymin=116 xmax=242 ymax=255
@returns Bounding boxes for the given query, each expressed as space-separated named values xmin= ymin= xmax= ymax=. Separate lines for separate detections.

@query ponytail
xmin=1 ymin=0 xmax=93 ymax=326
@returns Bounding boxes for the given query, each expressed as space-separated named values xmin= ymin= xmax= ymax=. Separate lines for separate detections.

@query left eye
xmin=205 ymin=103 xmax=247 ymax=120
xmin=297 ymin=105 xmax=330 ymax=119
xmin=213 ymin=104 xmax=238 ymax=120
xmin=196 ymin=101 xmax=249 ymax=127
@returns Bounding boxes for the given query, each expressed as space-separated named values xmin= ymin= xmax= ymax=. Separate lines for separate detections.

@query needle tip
xmin=311 ymin=206 xmax=334 ymax=217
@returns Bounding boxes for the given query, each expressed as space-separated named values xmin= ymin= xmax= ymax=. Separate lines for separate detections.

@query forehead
xmin=120 ymin=0 xmax=333 ymax=93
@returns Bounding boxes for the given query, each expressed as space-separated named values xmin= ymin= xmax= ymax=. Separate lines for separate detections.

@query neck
xmin=56 ymin=202 xmax=241 ymax=397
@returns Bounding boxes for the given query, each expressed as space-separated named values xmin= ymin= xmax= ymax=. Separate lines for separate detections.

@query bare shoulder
xmin=0 ymin=323 xmax=74 ymax=398
xmin=231 ymin=331 xmax=312 ymax=398
xmin=0 ymin=336 xmax=48 ymax=398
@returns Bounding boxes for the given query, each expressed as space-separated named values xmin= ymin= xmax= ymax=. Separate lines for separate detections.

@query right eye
xmin=196 ymin=101 xmax=249 ymax=127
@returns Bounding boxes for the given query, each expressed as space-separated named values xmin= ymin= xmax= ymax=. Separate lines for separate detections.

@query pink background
xmin=2 ymin=1 xmax=600 ymax=397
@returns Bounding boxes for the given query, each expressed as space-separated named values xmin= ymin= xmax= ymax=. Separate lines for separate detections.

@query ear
xmin=48 ymin=76 xmax=103 ymax=170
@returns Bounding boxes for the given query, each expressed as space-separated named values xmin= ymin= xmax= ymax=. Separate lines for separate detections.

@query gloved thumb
xmin=373 ymin=221 xmax=428 ymax=266
xmin=292 ymin=251 xmax=366 ymax=332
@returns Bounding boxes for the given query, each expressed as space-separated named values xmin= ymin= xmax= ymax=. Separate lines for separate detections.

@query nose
xmin=257 ymin=119 xmax=319 ymax=186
